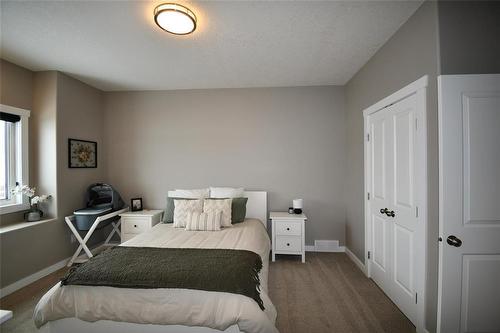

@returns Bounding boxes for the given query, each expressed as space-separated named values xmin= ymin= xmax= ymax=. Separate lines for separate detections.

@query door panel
xmin=394 ymin=224 xmax=413 ymax=295
xmin=438 ymin=75 xmax=500 ymax=333
xmin=461 ymin=255 xmax=500 ymax=333
xmin=394 ymin=108 xmax=414 ymax=208
xmin=463 ymin=93 xmax=500 ymax=226
xmin=373 ymin=215 xmax=387 ymax=271
xmin=372 ymin=118 xmax=387 ymax=200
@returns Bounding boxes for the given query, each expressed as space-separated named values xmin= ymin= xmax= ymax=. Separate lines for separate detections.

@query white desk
xmin=0 ymin=310 xmax=13 ymax=324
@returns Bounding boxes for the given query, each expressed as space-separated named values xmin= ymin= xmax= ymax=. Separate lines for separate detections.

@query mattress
xmin=34 ymin=219 xmax=278 ymax=333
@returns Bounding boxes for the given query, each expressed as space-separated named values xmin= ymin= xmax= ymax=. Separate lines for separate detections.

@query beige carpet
xmin=0 ymin=252 xmax=414 ymax=333
xmin=269 ymin=252 xmax=415 ymax=333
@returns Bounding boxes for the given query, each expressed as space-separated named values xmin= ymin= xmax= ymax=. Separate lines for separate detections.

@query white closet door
xmin=387 ymin=94 xmax=418 ymax=324
xmin=438 ymin=74 xmax=500 ymax=333
xmin=368 ymin=107 xmax=392 ymax=293
xmin=367 ymin=93 xmax=418 ymax=325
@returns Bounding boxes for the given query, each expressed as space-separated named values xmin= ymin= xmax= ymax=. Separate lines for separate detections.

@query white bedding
xmin=34 ymin=219 xmax=278 ymax=333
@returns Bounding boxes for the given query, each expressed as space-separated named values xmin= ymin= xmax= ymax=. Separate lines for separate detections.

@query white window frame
xmin=0 ymin=104 xmax=30 ymax=215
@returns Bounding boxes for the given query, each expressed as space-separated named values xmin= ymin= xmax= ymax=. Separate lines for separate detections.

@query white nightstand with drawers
xmin=120 ymin=210 xmax=163 ymax=243
xmin=270 ymin=212 xmax=307 ymax=263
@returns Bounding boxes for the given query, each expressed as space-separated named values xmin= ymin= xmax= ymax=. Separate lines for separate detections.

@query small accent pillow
xmin=173 ymin=199 xmax=203 ymax=228
xmin=209 ymin=187 xmax=244 ymax=198
xmin=203 ymin=199 xmax=232 ymax=227
xmin=231 ymin=197 xmax=248 ymax=224
xmin=185 ymin=211 xmax=222 ymax=231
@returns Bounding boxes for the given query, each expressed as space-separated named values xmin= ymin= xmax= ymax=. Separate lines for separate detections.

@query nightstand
xmin=120 ymin=210 xmax=163 ymax=243
xmin=270 ymin=212 xmax=307 ymax=263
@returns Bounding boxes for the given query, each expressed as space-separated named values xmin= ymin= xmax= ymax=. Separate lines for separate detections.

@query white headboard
xmin=243 ymin=191 xmax=267 ymax=226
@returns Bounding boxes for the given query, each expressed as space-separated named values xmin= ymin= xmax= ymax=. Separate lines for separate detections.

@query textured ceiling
xmin=0 ymin=1 xmax=422 ymax=91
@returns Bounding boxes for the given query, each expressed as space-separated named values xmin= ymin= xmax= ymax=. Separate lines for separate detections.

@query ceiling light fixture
xmin=154 ymin=3 xmax=197 ymax=35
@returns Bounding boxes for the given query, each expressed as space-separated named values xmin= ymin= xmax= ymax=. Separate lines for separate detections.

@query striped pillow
xmin=185 ymin=211 xmax=222 ymax=231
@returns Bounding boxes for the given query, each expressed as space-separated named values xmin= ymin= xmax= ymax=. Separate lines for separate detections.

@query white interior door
xmin=368 ymin=106 xmax=392 ymax=293
xmin=437 ymin=74 xmax=500 ymax=333
xmin=367 ymin=93 xmax=419 ymax=325
xmin=387 ymin=95 xmax=418 ymax=324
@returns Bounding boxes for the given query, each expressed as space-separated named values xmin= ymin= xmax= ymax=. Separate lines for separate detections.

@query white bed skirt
xmin=40 ymin=318 xmax=242 ymax=333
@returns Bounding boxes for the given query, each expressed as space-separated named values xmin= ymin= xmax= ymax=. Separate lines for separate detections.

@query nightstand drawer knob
xmin=134 ymin=225 xmax=137 ymax=228
xmin=287 ymin=243 xmax=290 ymax=246
xmin=286 ymin=227 xmax=290 ymax=231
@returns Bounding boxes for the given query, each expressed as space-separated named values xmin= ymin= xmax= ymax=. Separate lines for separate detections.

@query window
xmin=0 ymin=104 xmax=30 ymax=214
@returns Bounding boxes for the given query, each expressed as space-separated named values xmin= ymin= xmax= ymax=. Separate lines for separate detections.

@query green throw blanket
xmin=61 ymin=246 xmax=264 ymax=310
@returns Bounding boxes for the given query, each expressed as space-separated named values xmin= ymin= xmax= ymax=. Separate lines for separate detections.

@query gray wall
xmin=0 ymin=59 xmax=34 ymax=226
xmin=0 ymin=59 xmax=32 ymax=110
xmin=103 ymin=86 xmax=346 ymax=245
xmin=0 ymin=64 xmax=108 ymax=288
xmin=344 ymin=2 xmax=440 ymax=332
xmin=57 ymin=73 xmax=107 ymax=221
xmin=438 ymin=1 xmax=500 ymax=75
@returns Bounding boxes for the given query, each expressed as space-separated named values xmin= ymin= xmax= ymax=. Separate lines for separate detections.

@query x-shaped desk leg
xmin=66 ymin=216 xmax=94 ymax=267
xmin=104 ymin=220 xmax=121 ymax=245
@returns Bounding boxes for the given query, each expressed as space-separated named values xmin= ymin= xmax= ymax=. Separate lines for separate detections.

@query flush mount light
xmin=154 ymin=3 xmax=197 ymax=35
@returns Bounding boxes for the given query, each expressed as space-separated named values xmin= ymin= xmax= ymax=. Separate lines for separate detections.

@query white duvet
xmin=34 ymin=219 xmax=278 ymax=333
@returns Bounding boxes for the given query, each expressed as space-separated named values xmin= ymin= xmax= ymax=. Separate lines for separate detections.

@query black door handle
xmin=387 ymin=210 xmax=395 ymax=218
xmin=380 ymin=208 xmax=389 ymax=214
xmin=446 ymin=235 xmax=462 ymax=247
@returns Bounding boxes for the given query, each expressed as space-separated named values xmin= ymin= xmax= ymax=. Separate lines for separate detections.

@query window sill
xmin=0 ymin=218 xmax=57 ymax=234
xmin=0 ymin=202 xmax=30 ymax=215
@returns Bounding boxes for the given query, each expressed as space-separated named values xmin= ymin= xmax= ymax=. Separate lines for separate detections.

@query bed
xmin=34 ymin=191 xmax=278 ymax=333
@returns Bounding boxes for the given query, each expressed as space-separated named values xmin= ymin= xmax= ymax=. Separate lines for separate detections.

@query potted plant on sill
xmin=11 ymin=185 xmax=52 ymax=222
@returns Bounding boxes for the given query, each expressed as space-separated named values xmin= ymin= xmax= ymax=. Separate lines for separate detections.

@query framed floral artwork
xmin=68 ymin=138 xmax=97 ymax=168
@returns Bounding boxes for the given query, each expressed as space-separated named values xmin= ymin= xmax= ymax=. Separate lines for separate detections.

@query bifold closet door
xmin=368 ymin=106 xmax=393 ymax=294
xmin=368 ymin=94 xmax=418 ymax=325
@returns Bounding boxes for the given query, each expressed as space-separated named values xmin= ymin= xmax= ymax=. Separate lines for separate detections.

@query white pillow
xmin=209 ymin=187 xmax=244 ymax=198
xmin=185 ymin=211 xmax=222 ymax=231
xmin=169 ymin=188 xmax=209 ymax=199
xmin=173 ymin=199 xmax=203 ymax=228
xmin=203 ymin=199 xmax=232 ymax=227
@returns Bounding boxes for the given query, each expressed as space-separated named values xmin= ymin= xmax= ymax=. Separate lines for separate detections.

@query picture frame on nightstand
xmin=130 ymin=198 xmax=143 ymax=211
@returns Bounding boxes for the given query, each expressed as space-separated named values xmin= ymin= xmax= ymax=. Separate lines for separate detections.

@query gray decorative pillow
xmin=231 ymin=197 xmax=248 ymax=224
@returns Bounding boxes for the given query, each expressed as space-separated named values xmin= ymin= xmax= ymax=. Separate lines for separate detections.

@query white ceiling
xmin=0 ymin=1 xmax=422 ymax=91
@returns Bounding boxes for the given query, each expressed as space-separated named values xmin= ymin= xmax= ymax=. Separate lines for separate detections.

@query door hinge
xmin=367 ymin=251 xmax=371 ymax=259
xmin=415 ymin=292 xmax=418 ymax=304
xmin=367 ymin=192 xmax=370 ymax=200
xmin=416 ymin=206 xmax=419 ymax=217
xmin=367 ymin=133 xmax=370 ymax=141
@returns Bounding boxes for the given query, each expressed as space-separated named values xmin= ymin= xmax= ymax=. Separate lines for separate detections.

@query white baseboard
xmin=305 ymin=240 xmax=345 ymax=253
xmin=345 ymin=247 xmax=367 ymax=276
xmin=0 ymin=256 xmax=69 ymax=298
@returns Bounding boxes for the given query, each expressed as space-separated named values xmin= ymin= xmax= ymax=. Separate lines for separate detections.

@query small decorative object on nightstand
xmin=130 ymin=197 xmax=143 ymax=211
xmin=120 ymin=209 xmax=163 ymax=243
xmin=270 ymin=211 xmax=307 ymax=263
